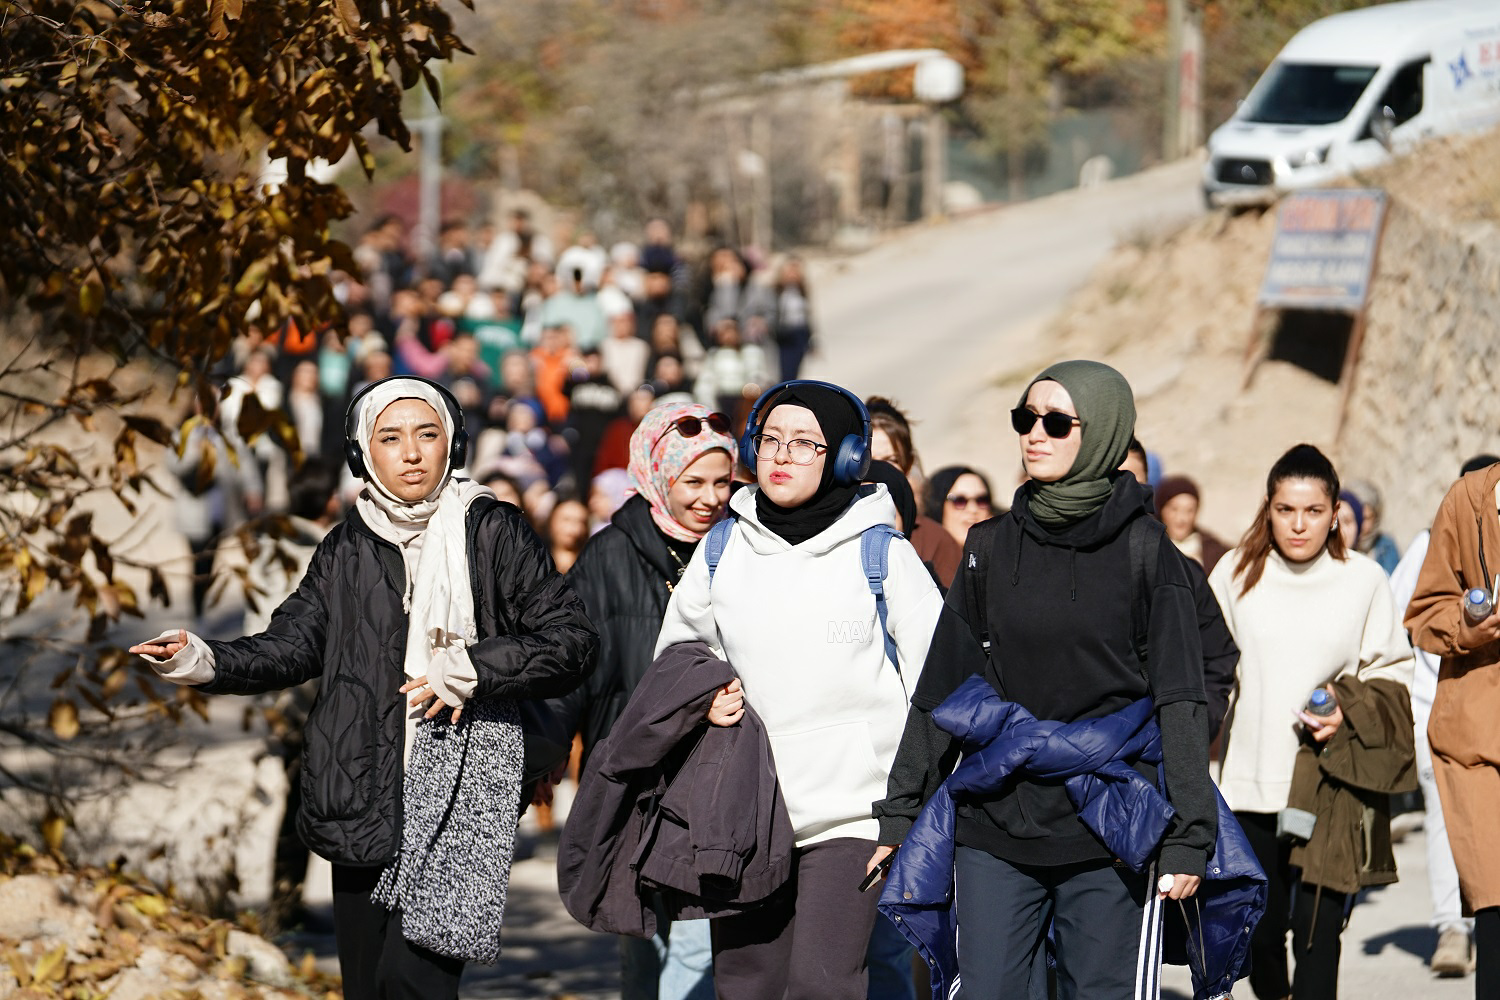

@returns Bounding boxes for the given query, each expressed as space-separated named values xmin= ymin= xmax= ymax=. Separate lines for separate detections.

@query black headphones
xmin=343 ymin=375 xmax=469 ymax=480
xmin=739 ymin=379 xmax=872 ymax=486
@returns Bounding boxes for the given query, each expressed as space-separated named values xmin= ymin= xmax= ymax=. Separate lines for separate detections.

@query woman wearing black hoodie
xmin=872 ymin=361 xmax=1216 ymax=998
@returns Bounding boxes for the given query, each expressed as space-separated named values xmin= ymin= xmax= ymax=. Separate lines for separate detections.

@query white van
xmin=1203 ymin=0 xmax=1500 ymax=206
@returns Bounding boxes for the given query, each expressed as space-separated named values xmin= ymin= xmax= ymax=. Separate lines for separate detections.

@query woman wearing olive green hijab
xmin=874 ymin=361 xmax=1219 ymax=998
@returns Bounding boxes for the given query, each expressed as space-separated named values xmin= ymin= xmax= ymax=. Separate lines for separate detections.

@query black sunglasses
xmin=673 ymin=412 xmax=731 ymax=437
xmin=1010 ymin=407 xmax=1080 ymax=439
xmin=654 ymin=412 xmax=732 ymax=454
xmin=947 ymin=493 xmax=991 ymax=511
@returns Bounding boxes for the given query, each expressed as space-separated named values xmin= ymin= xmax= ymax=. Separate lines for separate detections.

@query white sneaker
xmin=1431 ymin=927 xmax=1473 ymax=977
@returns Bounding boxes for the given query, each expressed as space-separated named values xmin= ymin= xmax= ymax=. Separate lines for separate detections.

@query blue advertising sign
xmin=1258 ymin=190 xmax=1388 ymax=312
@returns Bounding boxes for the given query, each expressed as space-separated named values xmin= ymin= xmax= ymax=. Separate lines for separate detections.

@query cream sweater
xmin=1209 ymin=547 xmax=1413 ymax=814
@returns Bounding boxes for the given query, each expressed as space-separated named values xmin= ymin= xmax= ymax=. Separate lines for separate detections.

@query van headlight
xmin=1293 ymin=146 xmax=1330 ymax=167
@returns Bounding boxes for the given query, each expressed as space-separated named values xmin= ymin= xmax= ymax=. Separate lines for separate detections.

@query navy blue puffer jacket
xmin=879 ymin=675 xmax=1265 ymax=1000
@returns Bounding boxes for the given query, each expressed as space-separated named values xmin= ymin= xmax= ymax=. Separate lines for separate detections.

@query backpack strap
xmin=861 ymin=524 xmax=903 ymax=672
xmin=1128 ymin=515 xmax=1163 ymax=675
xmin=707 ymin=517 xmax=902 ymax=672
xmin=704 ymin=516 xmax=736 ymax=585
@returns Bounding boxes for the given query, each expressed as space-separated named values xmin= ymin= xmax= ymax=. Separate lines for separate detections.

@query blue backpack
xmin=702 ymin=517 xmax=904 ymax=673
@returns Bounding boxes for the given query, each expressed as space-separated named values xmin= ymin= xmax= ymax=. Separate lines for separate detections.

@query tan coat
xmin=1405 ymin=461 xmax=1500 ymax=910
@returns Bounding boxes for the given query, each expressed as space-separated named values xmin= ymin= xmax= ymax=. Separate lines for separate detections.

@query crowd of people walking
xmin=127 ymin=207 xmax=1500 ymax=1000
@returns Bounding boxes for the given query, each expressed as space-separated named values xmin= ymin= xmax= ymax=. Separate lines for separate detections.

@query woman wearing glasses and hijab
xmin=550 ymin=401 xmax=737 ymax=1000
xmin=874 ymin=361 xmax=1217 ymax=999
xmin=653 ymin=380 xmax=945 ymax=999
xmin=131 ymin=376 xmax=597 ymax=1000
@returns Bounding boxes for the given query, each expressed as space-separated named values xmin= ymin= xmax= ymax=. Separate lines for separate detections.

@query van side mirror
xmin=1371 ymin=106 xmax=1397 ymax=150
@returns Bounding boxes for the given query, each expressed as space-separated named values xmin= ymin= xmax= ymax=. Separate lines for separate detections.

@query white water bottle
xmin=1464 ymin=588 xmax=1494 ymax=624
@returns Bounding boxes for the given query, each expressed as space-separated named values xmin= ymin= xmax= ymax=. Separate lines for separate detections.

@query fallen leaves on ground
xmin=0 ymin=835 xmax=342 ymax=999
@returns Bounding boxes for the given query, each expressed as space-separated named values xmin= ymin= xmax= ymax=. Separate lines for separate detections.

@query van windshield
xmin=1241 ymin=62 xmax=1380 ymax=126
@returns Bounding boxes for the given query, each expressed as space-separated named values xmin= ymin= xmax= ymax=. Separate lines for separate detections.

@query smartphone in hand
xmin=858 ymin=850 xmax=897 ymax=893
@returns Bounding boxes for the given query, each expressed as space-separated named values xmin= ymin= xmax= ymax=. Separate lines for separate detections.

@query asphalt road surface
xmin=448 ymin=814 xmax=1469 ymax=999
xmin=803 ymin=157 xmax=1204 ymax=478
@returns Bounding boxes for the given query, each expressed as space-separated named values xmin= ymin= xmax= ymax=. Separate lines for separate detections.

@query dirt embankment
xmin=1025 ymin=128 xmax=1500 ymax=547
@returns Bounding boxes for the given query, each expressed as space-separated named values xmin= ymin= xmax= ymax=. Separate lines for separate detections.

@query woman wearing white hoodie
xmin=653 ymin=380 xmax=944 ymax=1000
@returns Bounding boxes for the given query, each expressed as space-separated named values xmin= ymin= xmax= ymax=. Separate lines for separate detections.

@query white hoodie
xmin=654 ymin=484 xmax=944 ymax=846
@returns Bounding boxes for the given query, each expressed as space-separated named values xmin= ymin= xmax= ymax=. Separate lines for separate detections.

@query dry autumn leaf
xmin=31 ymin=943 xmax=67 ymax=983
xmin=40 ymin=813 xmax=67 ymax=854
xmin=129 ymin=892 xmax=170 ymax=918
xmin=48 ymin=698 xmax=80 ymax=741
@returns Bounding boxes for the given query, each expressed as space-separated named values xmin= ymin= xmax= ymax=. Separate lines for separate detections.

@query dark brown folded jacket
xmin=1287 ymin=675 xmax=1417 ymax=895
xmin=556 ymin=640 xmax=794 ymax=938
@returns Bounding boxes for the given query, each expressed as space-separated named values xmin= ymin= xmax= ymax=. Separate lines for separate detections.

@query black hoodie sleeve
xmin=876 ymin=557 xmax=987 ymax=844
xmin=1188 ymin=560 xmax=1239 ymax=740
xmin=1149 ymin=542 xmax=1216 ymax=877
xmin=876 ymin=704 xmax=960 ymax=845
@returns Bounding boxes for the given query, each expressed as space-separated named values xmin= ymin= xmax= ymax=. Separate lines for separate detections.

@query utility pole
xmin=1164 ymin=0 xmax=1204 ymax=160
xmin=413 ymin=73 xmax=443 ymax=266
xmin=1164 ymin=0 xmax=1182 ymax=161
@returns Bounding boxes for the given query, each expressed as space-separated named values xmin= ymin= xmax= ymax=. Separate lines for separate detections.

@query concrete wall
xmin=1338 ymin=200 xmax=1500 ymax=549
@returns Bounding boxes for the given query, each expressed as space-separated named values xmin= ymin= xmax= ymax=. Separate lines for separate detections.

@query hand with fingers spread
xmin=129 ymin=629 xmax=189 ymax=660
xmin=707 ymin=678 xmax=744 ymax=727
xmin=401 ymin=675 xmax=464 ymax=724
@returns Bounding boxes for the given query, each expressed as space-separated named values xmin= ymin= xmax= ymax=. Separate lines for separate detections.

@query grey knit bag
xmin=372 ymin=697 xmax=524 ymax=965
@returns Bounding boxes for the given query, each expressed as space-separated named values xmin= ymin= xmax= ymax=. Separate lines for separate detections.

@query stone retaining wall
xmin=1339 ymin=200 xmax=1500 ymax=548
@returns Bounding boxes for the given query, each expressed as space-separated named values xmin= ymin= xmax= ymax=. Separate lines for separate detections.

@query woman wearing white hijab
xmin=132 ymin=376 xmax=597 ymax=999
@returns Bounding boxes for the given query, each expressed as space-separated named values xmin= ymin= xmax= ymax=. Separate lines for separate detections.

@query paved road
xmin=803 ymin=158 xmax=1203 ymax=477
xmin=454 ymin=818 xmax=1469 ymax=1000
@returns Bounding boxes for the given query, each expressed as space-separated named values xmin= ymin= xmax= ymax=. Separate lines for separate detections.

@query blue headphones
xmin=343 ymin=375 xmax=469 ymax=480
xmin=739 ymin=379 xmax=872 ymax=486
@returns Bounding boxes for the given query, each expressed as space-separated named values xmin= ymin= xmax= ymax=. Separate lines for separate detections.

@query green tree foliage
xmin=1200 ymin=0 xmax=1387 ymax=130
xmin=2 ymin=0 xmax=466 ymax=359
xmin=438 ymin=0 xmax=790 ymax=227
xmin=957 ymin=0 xmax=1152 ymax=184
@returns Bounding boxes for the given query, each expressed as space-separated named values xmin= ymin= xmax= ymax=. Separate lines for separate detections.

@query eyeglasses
xmin=1010 ymin=407 xmax=1081 ymax=439
xmin=947 ymin=493 xmax=991 ymax=511
xmin=654 ymin=412 xmax=731 ymax=453
xmin=752 ymin=433 xmax=828 ymax=466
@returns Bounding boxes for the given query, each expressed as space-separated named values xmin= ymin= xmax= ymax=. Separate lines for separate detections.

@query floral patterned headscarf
xmin=627 ymin=401 xmax=736 ymax=542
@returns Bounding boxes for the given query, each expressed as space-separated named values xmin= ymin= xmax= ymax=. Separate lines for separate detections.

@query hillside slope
xmin=1030 ymin=128 xmax=1500 ymax=545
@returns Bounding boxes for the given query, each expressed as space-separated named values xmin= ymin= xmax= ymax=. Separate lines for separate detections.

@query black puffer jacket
xmin=550 ymin=494 xmax=689 ymax=768
xmin=201 ymin=497 xmax=598 ymax=866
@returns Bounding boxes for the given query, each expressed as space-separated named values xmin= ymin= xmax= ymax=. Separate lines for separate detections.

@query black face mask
xmin=753 ymin=386 xmax=864 ymax=546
